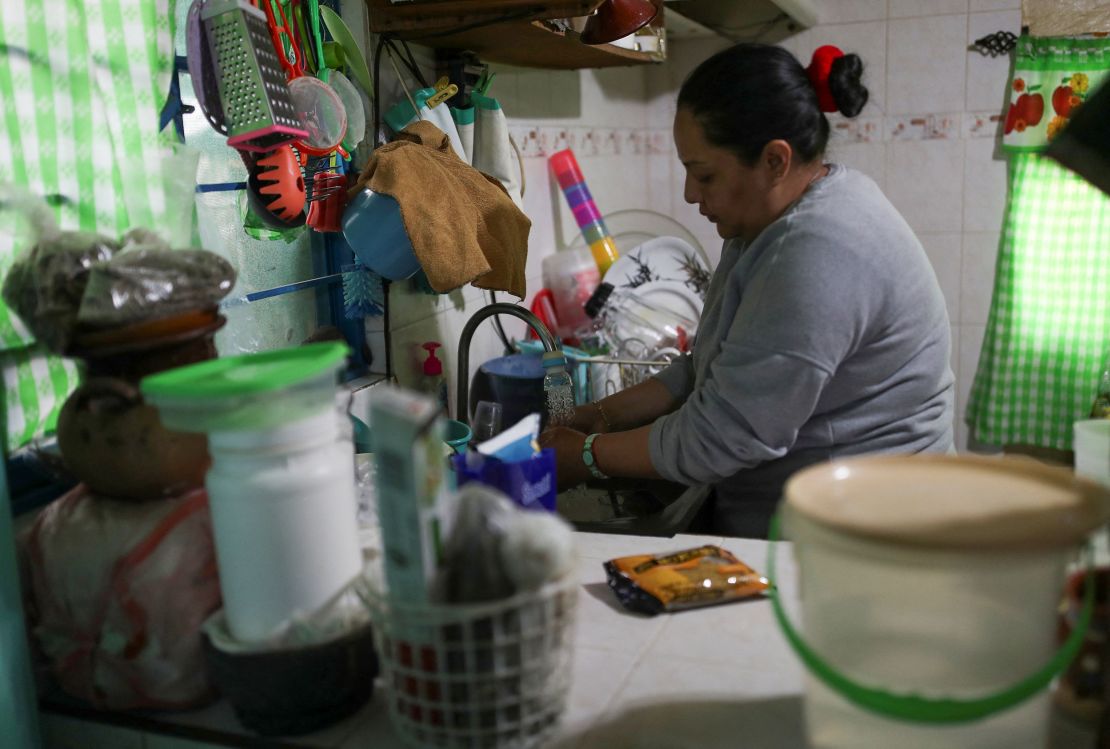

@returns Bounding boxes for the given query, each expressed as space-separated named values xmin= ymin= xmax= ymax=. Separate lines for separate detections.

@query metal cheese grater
xmin=201 ymin=0 xmax=308 ymax=152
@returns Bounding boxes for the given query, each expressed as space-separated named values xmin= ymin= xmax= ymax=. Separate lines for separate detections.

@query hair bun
xmin=827 ymin=53 xmax=869 ymax=118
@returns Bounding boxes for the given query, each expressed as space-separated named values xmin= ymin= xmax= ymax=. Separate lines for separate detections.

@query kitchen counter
xmin=39 ymin=532 xmax=1096 ymax=749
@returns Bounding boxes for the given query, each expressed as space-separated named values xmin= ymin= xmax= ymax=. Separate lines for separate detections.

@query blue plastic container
xmin=342 ymin=189 xmax=420 ymax=280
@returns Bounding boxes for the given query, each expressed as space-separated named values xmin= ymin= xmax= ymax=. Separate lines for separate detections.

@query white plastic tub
xmin=777 ymin=454 xmax=1110 ymax=749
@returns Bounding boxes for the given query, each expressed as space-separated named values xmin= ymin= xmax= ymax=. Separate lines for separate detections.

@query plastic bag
xmin=435 ymin=484 xmax=518 ymax=604
xmin=20 ymin=485 xmax=222 ymax=710
xmin=77 ymin=244 xmax=236 ymax=328
xmin=434 ymin=484 xmax=574 ymax=605
xmin=1 ymin=230 xmax=120 ymax=352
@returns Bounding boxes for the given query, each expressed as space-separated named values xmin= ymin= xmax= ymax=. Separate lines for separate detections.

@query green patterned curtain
xmin=0 ymin=0 xmax=191 ymax=453
xmin=968 ymin=36 xmax=1110 ymax=450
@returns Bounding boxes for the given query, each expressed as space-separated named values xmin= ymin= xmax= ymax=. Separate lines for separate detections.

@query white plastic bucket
xmin=206 ymin=410 xmax=362 ymax=643
xmin=774 ymin=454 xmax=1109 ymax=749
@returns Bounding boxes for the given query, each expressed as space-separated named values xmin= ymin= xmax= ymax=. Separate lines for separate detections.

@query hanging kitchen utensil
xmin=186 ymin=0 xmax=227 ymax=135
xmin=319 ymin=5 xmax=374 ymax=97
xmin=288 ymin=76 xmax=347 ymax=156
xmin=329 ymin=70 xmax=367 ymax=151
xmin=201 ymin=0 xmax=307 ymax=152
xmin=305 ymin=168 xmax=347 ymax=232
xmin=240 ymin=146 xmax=307 ymax=229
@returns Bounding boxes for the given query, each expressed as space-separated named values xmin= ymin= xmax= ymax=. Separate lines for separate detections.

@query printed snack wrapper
xmin=605 ymin=545 xmax=768 ymax=616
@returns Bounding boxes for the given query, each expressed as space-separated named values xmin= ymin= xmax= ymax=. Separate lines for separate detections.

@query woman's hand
xmin=567 ymin=402 xmax=610 ymax=434
xmin=538 ymin=426 xmax=592 ymax=491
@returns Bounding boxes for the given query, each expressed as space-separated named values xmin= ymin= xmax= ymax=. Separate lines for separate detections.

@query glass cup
xmin=472 ymin=401 xmax=503 ymax=444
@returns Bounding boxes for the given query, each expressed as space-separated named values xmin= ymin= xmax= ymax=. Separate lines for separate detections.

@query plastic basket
xmin=362 ymin=577 xmax=578 ymax=749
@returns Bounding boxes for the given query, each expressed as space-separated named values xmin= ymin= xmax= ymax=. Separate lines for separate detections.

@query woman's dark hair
xmin=677 ymin=43 xmax=869 ymax=165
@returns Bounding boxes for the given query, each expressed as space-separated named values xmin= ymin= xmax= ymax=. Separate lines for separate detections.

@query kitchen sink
xmin=555 ymin=480 xmax=710 ymax=536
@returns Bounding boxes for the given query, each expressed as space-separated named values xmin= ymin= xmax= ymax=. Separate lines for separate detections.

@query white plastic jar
xmin=205 ymin=410 xmax=362 ymax=643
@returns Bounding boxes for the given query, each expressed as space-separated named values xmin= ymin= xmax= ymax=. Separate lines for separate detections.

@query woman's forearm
xmin=597 ymin=378 xmax=680 ymax=431
xmin=592 ymin=425 xmax=662 ymax=480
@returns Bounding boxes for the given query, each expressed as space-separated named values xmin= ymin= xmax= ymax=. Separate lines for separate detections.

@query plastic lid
xmin=785 ymin=454 xmax=1110 ymax=550
xmin=422 ymin=341 xmax=443 ymax=376
xmin=541 ymin=351 xmax=567 ymax=368
xmin=142 ymin=342 xmax=349 ymax=400
xmin=584 ymin=282 xmax=615 ymax=319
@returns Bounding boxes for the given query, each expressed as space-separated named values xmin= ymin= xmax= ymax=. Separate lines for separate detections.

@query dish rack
xmin=360 ymin=577 xmax=578 ymax=749
xmin=583 ymin=344 xmax=683 ymax=398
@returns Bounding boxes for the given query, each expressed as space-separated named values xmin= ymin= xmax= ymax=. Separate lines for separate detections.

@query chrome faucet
xmin=456 ymin=303 xmax=559 ymax=426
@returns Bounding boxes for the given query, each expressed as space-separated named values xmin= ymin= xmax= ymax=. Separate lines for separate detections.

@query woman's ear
xmin=761 ymin=139 xmax=794 ymax=184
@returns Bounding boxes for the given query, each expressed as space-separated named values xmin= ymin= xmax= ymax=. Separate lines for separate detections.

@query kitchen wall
xmin=348 ymin=2 xmax=1022 ymax=450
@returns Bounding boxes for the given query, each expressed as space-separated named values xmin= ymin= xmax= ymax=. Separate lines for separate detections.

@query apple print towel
xmin=1002 ymin=36 xmax=1108 ymax=151
xmin=967 ymin=35 xmax=1110 ymax=451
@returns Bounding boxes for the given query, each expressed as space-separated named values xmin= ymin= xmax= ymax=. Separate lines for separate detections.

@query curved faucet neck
xmin=456 ymin=303 xmax=559 ymax=426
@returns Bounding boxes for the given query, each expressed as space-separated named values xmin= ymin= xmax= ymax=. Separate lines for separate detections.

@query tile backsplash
xmin=349 ymin=0 xmax=1022 ymax=451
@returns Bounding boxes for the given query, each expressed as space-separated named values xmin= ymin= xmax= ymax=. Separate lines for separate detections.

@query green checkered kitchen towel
xmin=966 ymin=153 xmax=1110 ymax=450
xmin=0 ymin=0 xmax=190 ymax=454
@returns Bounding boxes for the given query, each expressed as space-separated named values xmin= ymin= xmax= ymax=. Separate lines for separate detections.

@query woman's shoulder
xmin=786 ymin=165 xmax=918 ymax=252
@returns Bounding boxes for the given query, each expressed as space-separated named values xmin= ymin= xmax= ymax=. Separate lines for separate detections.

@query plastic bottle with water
xmin=541 ymin=351 xmax=575 ymax=428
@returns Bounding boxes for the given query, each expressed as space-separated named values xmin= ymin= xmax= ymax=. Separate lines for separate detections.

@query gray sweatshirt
xmin=649 ymin=164 xmax=954 ymax=537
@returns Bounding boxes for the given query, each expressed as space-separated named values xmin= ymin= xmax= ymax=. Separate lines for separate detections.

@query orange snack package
xmin=604 ymin=545 xmax=768 ymax=615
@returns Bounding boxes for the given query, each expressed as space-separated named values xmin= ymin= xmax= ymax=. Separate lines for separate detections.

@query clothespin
xmin=426 ymin=76 xmax=459 ymax=109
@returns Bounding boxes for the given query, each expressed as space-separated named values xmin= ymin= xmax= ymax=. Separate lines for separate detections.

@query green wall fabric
xmin=967 ymin=152 xmax=1110 ymax=449
xmin=0 ymin=0 xmax=190 ymax=453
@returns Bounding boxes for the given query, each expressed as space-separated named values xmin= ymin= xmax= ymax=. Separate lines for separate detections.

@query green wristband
xmin=583 ymin=433 xmax=609 ymax=480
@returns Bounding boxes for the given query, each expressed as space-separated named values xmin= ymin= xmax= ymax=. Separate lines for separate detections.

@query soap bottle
xmin=421 ymin=342 xmax=449 ymax=416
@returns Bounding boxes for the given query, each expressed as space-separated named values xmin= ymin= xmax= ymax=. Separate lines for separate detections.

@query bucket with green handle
xmin=767 ymin=454 xmax=1110 ymax=749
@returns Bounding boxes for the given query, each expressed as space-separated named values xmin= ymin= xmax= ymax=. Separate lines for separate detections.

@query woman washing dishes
xmin=540 ymin=43 xmax=955 ymax=537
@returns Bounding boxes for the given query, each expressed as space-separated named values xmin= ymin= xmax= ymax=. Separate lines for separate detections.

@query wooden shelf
xmin=365 ymin=0 xmax=664 ymax=69
xmin=366 ymin=0 xmax=606 ymax=34
xmin=408 ymin=20 xmax=660 ymax=68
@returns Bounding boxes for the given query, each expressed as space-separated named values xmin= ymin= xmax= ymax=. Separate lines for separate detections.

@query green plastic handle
xmin=765 ymin=512 xmax=1093 ymax=724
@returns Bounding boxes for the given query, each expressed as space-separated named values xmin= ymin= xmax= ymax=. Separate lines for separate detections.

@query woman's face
xmin=673 ymin=108 xmax=773 ymax=242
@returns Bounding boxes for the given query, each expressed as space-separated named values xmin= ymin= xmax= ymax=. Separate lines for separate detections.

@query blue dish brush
xmin=342 ymin=263 xmax=384 ymax=318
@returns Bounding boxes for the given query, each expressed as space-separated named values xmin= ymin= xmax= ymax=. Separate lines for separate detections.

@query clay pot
xmin=56 ymin=314 xmax=225 ymax=501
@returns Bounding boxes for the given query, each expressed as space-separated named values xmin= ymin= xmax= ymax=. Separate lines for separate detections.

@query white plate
xmin=631 ymin=280 xmax=703 ymax=328
xmin=603 ymin=236 xmax=710 ymax=301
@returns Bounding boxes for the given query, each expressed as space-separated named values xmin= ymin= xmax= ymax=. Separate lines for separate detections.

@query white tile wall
xmin=816 ymin=0 xmax=888 ymax=24
xmin=919 ymin=233 xmax=963 ymax=324
xmin=887 ymin=15 xmax=970 ymax=115
xmin=963 ymin=137 xmax=1009 ymax=232
xmin=885 ymin=139 xmax=966 ymax=232
xmin=970 ymin=0 xmax=1021 ymax=10
xmin=889 ymin=0 xmax=969 ymax=18
xmin=960 ymin=231 xmax=1002 ymax=325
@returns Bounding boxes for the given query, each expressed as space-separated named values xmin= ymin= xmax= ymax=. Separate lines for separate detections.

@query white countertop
xmin=40 ymin=532 xmax=1097 ymax=749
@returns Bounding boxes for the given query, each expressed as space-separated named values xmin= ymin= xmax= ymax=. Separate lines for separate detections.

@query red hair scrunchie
xmin=806 ymin=45 xmax=844 ymax=113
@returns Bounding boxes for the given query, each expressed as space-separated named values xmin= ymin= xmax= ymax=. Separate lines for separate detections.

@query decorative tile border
xmin=963 ymin=111 xmax=1004 ymax=139
xmin=510 ymin=111 xmax=1007 ymax=159
xmin=886 ymin=113 xmax=962 ymax=142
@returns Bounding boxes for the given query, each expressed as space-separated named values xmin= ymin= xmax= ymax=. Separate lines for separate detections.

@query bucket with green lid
xmin=771 ymin=454 xmax=1110 ymax=749
xmin=141 ymin=342 xmax=349 ymax=435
